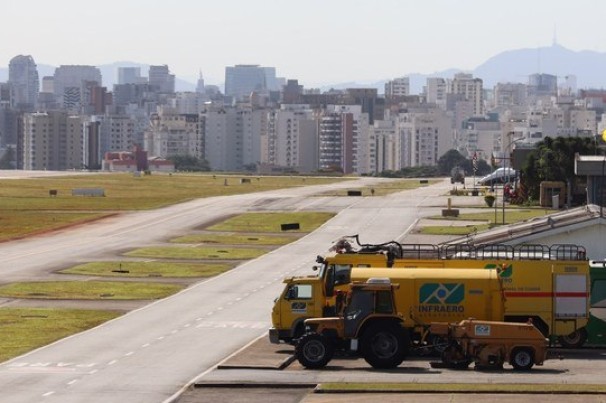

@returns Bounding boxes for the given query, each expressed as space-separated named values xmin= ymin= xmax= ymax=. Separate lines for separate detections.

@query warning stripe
xmin=504 ymin=291 xmax=588 ymax=298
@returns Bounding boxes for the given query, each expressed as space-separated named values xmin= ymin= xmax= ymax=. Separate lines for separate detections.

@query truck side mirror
xmin=316 ymin=255 xmax=325 ymax=264
xmin=285 ymin=287 xmax=297 ymax=300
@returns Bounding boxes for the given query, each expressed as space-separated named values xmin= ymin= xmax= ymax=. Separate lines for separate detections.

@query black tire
xmin=429 ymin=333 xmax=448 ymax=355
xmin=361 ymin=324 xmax=408 ymax=369
xmin=511 ymin=347 xmax=534 ymax=371
xmin=558 ymin=328 xmax=588 ymax=349
xmin=295 ymin=333 xmax=334 ymax=369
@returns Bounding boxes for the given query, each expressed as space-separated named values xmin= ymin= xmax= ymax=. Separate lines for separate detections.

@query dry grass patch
xmin=0 ymin=308 xmax=121 ymax=362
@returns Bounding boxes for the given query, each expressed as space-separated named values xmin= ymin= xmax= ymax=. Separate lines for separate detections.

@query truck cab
xmin=269 ymin=258 xmax=353 ymax=344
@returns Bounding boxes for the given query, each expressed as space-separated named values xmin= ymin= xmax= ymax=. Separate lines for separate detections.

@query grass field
xmin=0 ymin=173 xmax=346 ymax=241
xmin=206 ymin=212 xmax=335 ymax=233
xmin=0 ymin=308 xmax=121 ymax=362
xmin=170 ymin=233 xmax=299 ymax=245
xmin=59 ymin=261 xmax=233 ymax=278
xmin=0 ymin=281 xmax=183 ymax=300
xmin=318 ymin=178 xmax=439 ymax=197
xmin=124 ymin=246 xmax=268 ymax=260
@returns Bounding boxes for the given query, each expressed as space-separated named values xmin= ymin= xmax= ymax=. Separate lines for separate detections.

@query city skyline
xmin=2 ymin=0 xmax=606 ymax=87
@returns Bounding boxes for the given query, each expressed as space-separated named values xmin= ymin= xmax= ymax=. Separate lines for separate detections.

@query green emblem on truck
xmin=419 ymin=283 xmax=465 ymax=304
xmin=484 ymin=263 xmax=513 ymax=278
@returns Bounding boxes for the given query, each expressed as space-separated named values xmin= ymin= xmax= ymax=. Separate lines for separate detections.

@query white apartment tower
xmin=426 ymin=77 xmax=447 ymax=106
xmin=446 ymin=73 xmax=484 ymax=116
xmin=265 ymin=106 xmax=318 ymax=173
xmin=202 ymin=106 xmax=265 ymax=171
xmin=385 ymin=77 xmax=410 ymax=97
xmin=372 ymin=119 xmax=399 ymax=172
xmin=144 ymin=108 xmax=202 ymax=158
xmin=396 ymin=109 xmax=452 ymax=167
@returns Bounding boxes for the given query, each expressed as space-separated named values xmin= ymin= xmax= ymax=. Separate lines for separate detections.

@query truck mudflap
xmin=269 ymin=328 xmax=281 ymax=344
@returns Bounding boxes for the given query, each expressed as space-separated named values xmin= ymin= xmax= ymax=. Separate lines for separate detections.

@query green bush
xmin=484 ymin=195 xmax=495 ymax=207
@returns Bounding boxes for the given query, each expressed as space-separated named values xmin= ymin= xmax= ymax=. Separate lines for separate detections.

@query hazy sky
xmin=2 ymin=0 xmax=605 ymax=86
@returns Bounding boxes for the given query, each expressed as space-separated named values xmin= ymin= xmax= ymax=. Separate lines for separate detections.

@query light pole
xmin=502 ymin=134 xmax=523 ymax=225
xmin=601 ymin=156 xmax=605 ymax=218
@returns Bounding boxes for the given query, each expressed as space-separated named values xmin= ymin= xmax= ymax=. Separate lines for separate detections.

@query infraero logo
xmin=419 ymin=283 xmax=465 ymax=304
xmin=484 ymin=263 xmax=513 ymax=278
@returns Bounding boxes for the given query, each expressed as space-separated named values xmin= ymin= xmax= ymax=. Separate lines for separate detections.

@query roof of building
xmin=443 ymin=204 xmax=606 ymax=246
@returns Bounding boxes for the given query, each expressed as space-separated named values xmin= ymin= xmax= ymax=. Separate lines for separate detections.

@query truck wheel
xmin=558 ymin=328 xmax=588 ymax=349
xmin=361 ymin=324 xmax=408 ymax=369
xmin=511 ymin=347 xmax=534 ymax=371
xmin=295 ymin=333 xmax=334 ymax=369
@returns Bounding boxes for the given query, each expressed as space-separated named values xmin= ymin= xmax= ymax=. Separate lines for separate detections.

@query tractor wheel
xmin=295 ymin=333 xmax=334 ymax=369
xmin=361 ymin=324 xmax=408 ymax=369
xmin=558 ymin=328 xmax=588 ymax=349
xmin=511 ymin=347 xmax=534 ymax=371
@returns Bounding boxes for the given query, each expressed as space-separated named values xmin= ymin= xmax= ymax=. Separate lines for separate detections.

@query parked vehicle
xmin=295 ymin=279 xmax=409 ymax=369
xmin=450 ymin=166 xmax=465 ymax=184
xmin=477 ymin=167 xmax=517 ymax=186
xmin=269 ymin=236 xmax=590 ymax=347
xmin=430 ymin=319 xmax=549 ymax=370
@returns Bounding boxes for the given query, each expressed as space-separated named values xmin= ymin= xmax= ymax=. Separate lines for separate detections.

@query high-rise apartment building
xmin=372 ymin=119 xmax=399 ymax=172
xmin=264 ymin=105 xmax=317 ymax=172
xmin=426 ymin=77 xmax=447 ymax=106
xmin=202 ymin=107 xmax=237 ymax=171
xmin=446 ymin=73 xmax=484 ymax=116
xmin=318 ymin=105 xmax=371 ymax=175
xmin=148 ymin=65 xmax=175 ymax=93
xmin=144 ymin=108 xmax=202 ymax=158
xmin=224 ymin=65 xmax=277 ymax=100
xmin=385 ymin=77 xmax=410 ymax=98
xmin=396 ymin=108 xmax=452 ymax=168
xmin=22 ymin=111 xmax=84 ymax=170
xmin=8 ymin=55 xmax=39 ymax=111
xmin=201 ymin=105 xmax=266 ymax=171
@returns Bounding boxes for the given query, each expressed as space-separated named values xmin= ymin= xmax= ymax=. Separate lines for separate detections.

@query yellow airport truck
xmin=270 ymin=266 xmax=505 ymax=345
xmin=269 ymin=238 xmax=589 ymax=347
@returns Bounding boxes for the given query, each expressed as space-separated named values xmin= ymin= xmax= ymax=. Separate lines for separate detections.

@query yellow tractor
xmin=295 ymin=279 xmax=410 ymax=369
xmin=429 ymin=319 xmax=549 ymax=370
